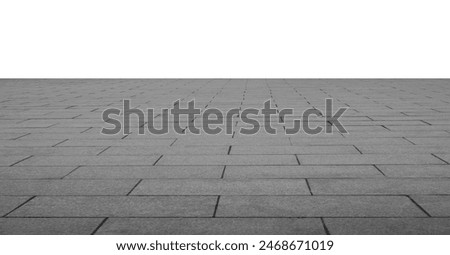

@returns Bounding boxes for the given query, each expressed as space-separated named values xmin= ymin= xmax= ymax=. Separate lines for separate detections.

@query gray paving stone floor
xmin=0 ymin=79 xmax=449 ymax=234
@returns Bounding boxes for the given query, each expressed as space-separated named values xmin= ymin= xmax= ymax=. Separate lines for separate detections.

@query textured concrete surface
xmin=0 ymin=79 xmax=449 ymax=234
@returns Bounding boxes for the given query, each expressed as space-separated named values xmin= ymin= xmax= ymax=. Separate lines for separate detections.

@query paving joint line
xmin=9 ymin=155 xmax=33 ymax=167
xmin=11 ymin=133 xmax=31 ymax=140
xmin=61 ymin=166 xmax=83 ymax=179
xmin=420 ymin=120 xmax=432 ymax=126
xmin=169 ymin=138 xmax=178 ymax=147
xmin=295 ymin=155 xmax=301 ymax=165
xmin=80 ymin=127 xmax=93 ymax=133
xmin=353 ymin=145 xmax=363 ymax=154
xmin=91 ymin=218 xmax=109 ymax=235
xmin=305 ymin=179 xmax=313 ymax=195
xmin=212 ymin=196 xmax=221 ymax=218
xmin=126 ymin=179 xmax=143 ymax=196
xmin=320 ymin=218 xmax=331 ymax=235
xmin=153 ymin=155 xmax=164 ymax=166
xmin=52 ymin=139 xmax=69 ymax=147
xmin=407 ymin=195 xmax=432 ymax=217
xmin=96 ymin=146 xmax=111 ymax=156
xmin=372 ymin=164 xmax=387 ymax=176
xmin=220 ymin=165 xmax=227 ymax=179
xmin=402 ymin=136 xmax=416 ymax=145
xmin=3 ymin=196 xmax=36 ymax=217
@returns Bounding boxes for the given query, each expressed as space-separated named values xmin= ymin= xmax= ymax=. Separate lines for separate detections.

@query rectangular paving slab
xmin=95 ymin=218 xmax=326 ymax=235
xmin=0 ymin=166 xmax=76 ymax=179
xmin=66 ymin=166 xmax=223 ymax=179
xmin=297 ymin=154 xmax=444 ymax=165
xmin=0 ymin=147 xmax=107 ymax=156
xmin=324 ymin=218 xmax=450 ymax=235
xmin=0 ymin=218 xmax=104 ymax=235
xmin=376 ymin=165 xmax=450 ymax=178
xmin=131 ymin=179 xmax=310 ymax=195
xmin=309 ymin=179 xmax=450 ymax=195
xmin=0 ymin=180 xmax=139 ymax=196
xmin=176 ymin=137 xmax=291 ymax=146
xmin=59 ymin=139 xmax=176 ymax=147
xmin=216 ymin=195 xmax=426 ymax=217
xmin=230 ymin=145 xmax=359 ymax=155
xmin=157 ymin=155 xmax=298 ymax=165
xmin=291 ymin=137 xmax=411 ymax=146
xmin=9 ymin=196 xmax=217 ymax=217
xmin=356 ymin=145 xmax=450 ymax=154
xmin=15 ymin=156 xmax=161 ymax=166
xmin=103 ymin=146 xmax=229 ymax=155
xmin=224 ymin=165 xmax=382 ymax=178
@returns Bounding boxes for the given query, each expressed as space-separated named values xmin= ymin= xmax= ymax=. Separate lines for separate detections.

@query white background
xmin=0 ymin=0 xmax=449 ymax=78
xmin=1 ymin=235 xmax=450 ymax=255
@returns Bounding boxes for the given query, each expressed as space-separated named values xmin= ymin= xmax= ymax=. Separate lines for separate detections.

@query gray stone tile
xmin=22 ymin=133 xmax=125 ymax=140
xmin=357 ymin=145 xmax=450 ymax=154
xmin=408 ymin=138 xmax=450 ymax=146
xmin=0 ymin=140 xmax=62 ymax=147
xmin=103 ymin=146 xmax=228 ymax=155
xmin=291 ymin=137 xmax=410 ymax=146
xmin=340 ymin=126 xmax=386 ymax=132
xmin=345 ymin=131 xmax=450 ymax=138
xmin=0 ymin=218 xmax=104 ymax=235
xmin=324 ymin=218 xmax=450 ymax=234
xmin=0 ymin=180 xmax=138 ymax=195
xmin=59 ymin=139 xmax=177 ymax=147
xmin=0 ymin=147 xmax=107 ymax=156
xmin=66 ymin=166 xmax=223 ymax=179
xmin=297 ymin=154 xmax=443 ymax=165
xmin=15 ymin=120 xmax=58 ymax=128
xmin=176 ymin=137 xmax=291 ymax=146
xmin=344 ymin=120 xmax=428 ymax=126
xmin=385 ymin=126 xmax=450 ymax=132
xmin=16 ymin=156 xmax=161 ymax=166
xmin=216 ymin=196 xmax=425 ymax=217
xmin=0 ymin=196 xmax=31 ymax=216
xmin=412 ymin=196 xmax=450 ymax=217
xmin=377 ymin=165 xmax=450 ymax=177
xmin=309 ymin=179 xmax=450 ymax=195
xmin=225 ymin=165 xmax=382 ymax=178
xmin=131 ymin=179 xmax=310 ymax=195
xmin=0 ymin=166 xmax=75 ymax=179
xmin=157 ymin=155 xmax=298 ymax=166
xmin=0 ymin=127 xmax=88 ymax=134
xmin=230 ymin=145 xmax=359 ymax=155
xmin=96 ymin=218 xmax=326 ymax=235
xmin=9 ymin=196 xmax=216 ymax=217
